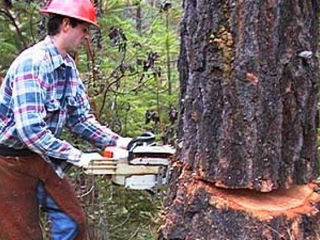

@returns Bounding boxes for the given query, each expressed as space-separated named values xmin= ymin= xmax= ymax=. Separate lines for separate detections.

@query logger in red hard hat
xmin=0 ymin=0 xmax=131 ymax=239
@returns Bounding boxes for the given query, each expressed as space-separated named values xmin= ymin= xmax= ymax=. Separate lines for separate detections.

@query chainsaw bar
xmin=83 ymin=135 xmax=175 ymax=190
xmin=84 ymin=160 xmax=161 ymax=175
xmin=84 ymin=158 xmax=117 ymax=175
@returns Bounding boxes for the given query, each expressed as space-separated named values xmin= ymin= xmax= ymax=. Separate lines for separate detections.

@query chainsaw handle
xmin=127 ymin=132 xmax=155 ymax=151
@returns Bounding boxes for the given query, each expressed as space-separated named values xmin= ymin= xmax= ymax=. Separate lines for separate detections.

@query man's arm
xmin=12 ymin=58 xmax=82 ymax=161
xmin=66 ymin=81 xmax=119 ymax=149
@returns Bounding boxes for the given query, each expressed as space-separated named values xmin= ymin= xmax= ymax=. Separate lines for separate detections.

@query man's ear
xmin=61 ymin=18 xmax=71 ymax=32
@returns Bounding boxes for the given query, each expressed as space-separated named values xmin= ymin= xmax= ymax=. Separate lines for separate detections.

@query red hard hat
xmin=40 ymin=0 xmax=99 ymax=27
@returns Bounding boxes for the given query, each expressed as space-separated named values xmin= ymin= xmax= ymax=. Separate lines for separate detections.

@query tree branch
xmin=0 ymin=8 xmax=28 ymax=48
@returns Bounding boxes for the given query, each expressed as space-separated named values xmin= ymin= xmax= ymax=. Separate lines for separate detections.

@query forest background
xmin=0 ymin=0 xmax=181 ymax=239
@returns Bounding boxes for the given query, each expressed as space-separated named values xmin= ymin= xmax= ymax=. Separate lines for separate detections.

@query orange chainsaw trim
xmin=102 ymin=150 xmax=114 ymax=158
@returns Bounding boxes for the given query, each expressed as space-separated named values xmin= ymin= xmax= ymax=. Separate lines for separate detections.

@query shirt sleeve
xmin=66 ymin=79 xmax=119 ymax=149
xmin=12 ymin=57 xmax=82 ymax=161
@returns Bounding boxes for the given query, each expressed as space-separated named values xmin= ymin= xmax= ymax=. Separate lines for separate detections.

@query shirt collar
xmin=43 ymin=36 xmax=74 ymax=70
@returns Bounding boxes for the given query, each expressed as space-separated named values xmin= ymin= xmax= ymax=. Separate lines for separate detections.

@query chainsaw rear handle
xmin=127 ymin=132 xmax=155 ymax=152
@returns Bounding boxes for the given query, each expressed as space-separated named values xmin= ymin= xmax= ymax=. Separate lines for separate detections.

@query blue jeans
xmin=37 ymin=183 xmax=78 ymax=240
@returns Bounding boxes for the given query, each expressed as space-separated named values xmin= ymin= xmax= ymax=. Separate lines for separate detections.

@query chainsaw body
xmin=84 ymin=133 xmax=174 ymax=191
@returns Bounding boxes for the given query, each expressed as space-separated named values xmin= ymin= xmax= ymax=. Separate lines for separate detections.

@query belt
xmin=0 ymin=145 xmax=72 ymax=173
xmin=0 ymin=145 xmax=34 ymax=157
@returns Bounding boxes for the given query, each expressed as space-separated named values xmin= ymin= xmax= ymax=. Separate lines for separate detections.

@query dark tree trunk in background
xmin=160 ymin=0 xmax=320 ymax=239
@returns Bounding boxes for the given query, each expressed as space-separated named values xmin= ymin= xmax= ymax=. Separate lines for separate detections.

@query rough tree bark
xmin=160 ymin=0 xmax=320 ymax=239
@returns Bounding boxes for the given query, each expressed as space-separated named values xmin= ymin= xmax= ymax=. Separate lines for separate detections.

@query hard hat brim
xmin=40 ymin=9 xmax=100 ymax=28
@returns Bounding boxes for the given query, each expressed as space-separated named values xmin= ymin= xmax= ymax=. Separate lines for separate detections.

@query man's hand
xmin=69 ymin=153 xmax=106 ymax=168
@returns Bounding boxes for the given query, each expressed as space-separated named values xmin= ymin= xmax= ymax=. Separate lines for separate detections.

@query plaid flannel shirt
xmin=0 ymin=36 xmax=119 ymax=163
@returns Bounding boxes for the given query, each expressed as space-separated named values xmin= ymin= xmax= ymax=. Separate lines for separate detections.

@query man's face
xmin=64 ymin=22 xmax=90 ymax=54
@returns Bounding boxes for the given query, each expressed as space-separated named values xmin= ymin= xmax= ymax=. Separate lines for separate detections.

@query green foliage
xmin=0 ymin=0 xmax=181 ymax=239
xmin=86 ymin=0 xmax=181 ymax=140
xmin=70 ymin=173 xmax=166 ymax=240
xmin=0 ymin=1 xmax=44 ymax=70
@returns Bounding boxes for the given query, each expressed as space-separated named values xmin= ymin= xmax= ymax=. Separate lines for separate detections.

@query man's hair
xmin=47 ymin=14 xmax=81 ymax=36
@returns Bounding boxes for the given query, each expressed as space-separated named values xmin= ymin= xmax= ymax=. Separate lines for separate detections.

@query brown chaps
xmin=0 ymin=154 xmax=87 ymax=240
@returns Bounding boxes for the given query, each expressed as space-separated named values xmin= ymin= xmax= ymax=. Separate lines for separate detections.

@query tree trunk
xmin=178 ymin=0 xmax=319 ymax=191
xmin=160 ymin=0 xmax=320 ymax=239
xmin=160 ymin=169 xmax=320 ymax=240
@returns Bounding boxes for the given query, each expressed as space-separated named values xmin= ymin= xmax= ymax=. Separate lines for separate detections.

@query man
xmin=0 ymin=0 xmax=131 ymax=239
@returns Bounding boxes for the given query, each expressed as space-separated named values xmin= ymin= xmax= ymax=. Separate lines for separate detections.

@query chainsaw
xmin=83 ymin=132 xmax=175 ymax=191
